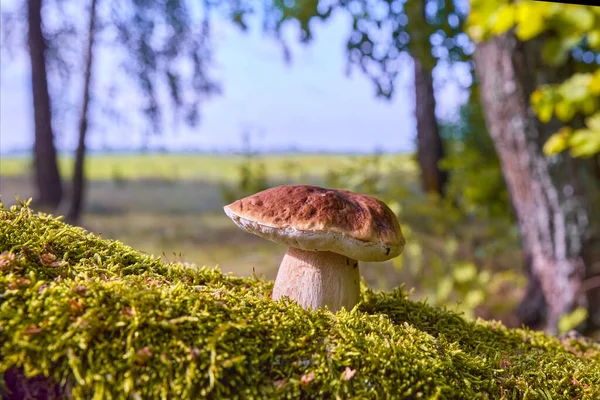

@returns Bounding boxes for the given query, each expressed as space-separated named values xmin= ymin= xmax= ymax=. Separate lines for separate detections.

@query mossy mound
xmin=1 ymin=201 xmax=599 ymax=399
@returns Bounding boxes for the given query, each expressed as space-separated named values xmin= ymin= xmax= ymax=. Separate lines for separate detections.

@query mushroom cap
xmin=223 ymin=185 xmax=405 ymax=262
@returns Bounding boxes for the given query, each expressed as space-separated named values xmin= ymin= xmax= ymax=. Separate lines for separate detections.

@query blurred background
xmin=1 ymin=0 xmax=599 ymax=337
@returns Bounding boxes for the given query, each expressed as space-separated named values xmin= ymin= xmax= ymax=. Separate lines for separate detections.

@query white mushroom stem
xmin=272 ymin=247 xmax=361 ymax=312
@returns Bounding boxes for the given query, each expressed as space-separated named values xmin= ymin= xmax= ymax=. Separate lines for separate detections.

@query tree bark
xmin=516 ymin=236 xmax=547 ymax=330
xmin=414 ymin=57 xmax=447 ymax=196
xmin=474 ymin=32 xmax=600 ymax=334
xmin=65 ymin=0 xmax=98 ymax=224
xmin=27 ymin=0 xmax=62 ymax=209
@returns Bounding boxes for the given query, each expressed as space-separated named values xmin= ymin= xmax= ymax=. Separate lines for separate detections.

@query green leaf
xmin=453 ymin=262 xmax=477 ymax=284
xmin=490 ymin=5 xmax=515 ymax=35
xmin=569 ymin=129 xmax=600 ymax=158
xmin=543 ymin=128 xmax=571 ymax=156
xmin=582 ymin=97 xmax=597 ymax=115
xmin=436 ymin=276 xmax=454 ymax=302
xmin=464 ymin=289 xmax=485 ymax=308
xmin=444 ymin=238 xmax=459 ymax=257
xmin=562 ymin=7 xmax=595 ymax=31
xmin=392 ymin=255 xmax=404 ymax=271
xmin=555 ymin=102 xmax=575 ymax=122
xmin=558 ymin=307 xmax=588 ymax=334
xmin=589 ymin=71 xmax=600 ymax=95
xmin=467 ymin=0 xmax=504 ymax=42
xmin=537 ymin=102 xmax=554 ymax=123
xmin=515 ymin=3 xmax=546 ymax=41
xmin=585 ymin=112 xmax=600 ymax=131
xmin=588 ymin=30 xmax=600 ymax=48
xmin=530 ymin=90 xmax=544 ymax=107
xmin=558 ymin=74 xmax=592 ymax=102
xmin=542 ymin=37 xmax=569 ymax=66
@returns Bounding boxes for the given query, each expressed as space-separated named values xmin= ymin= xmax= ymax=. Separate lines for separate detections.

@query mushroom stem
xmin=272 ymin=247 xmax=361 ymax=312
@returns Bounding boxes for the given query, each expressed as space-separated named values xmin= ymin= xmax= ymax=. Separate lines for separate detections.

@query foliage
xmin=219 ymin=153 xmax=269 ymax=204
xmin=439 ymin=93 xmax=512 ymax=219
xmin=2 ymin=200 xmax=600 ymax=399
xmin=325 ymin=152 xmax=521 ymax=320
xmin=322 ymin=97 xmax=516 ymax=319
xmin=110 ymin=0 xmax=222 ymax=130
xmin=560 ymin=308 xmax=590 ymax=335
xmin=260 ymin=0 xmax=334 ymax=45
xmin=260 ymin=0 xmax=472 ymax=98
xmin=532 ymin=71 xmax=600 ymax=158
xmin=344 ymin=0 xmax=471 ymax=96
xmin=0 ymin=0 xmax=229 ymax=136
xmin=467 ymin=1 xmax=600 ymax=60
xmin=467 ymin=0 xmax=600 ymax=158
xmin=220 ymin=132 xmax=276 ymax=203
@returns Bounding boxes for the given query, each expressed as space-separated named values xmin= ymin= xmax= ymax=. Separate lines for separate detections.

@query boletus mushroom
xmin=223 ymin=185 xmax=405 ymax=312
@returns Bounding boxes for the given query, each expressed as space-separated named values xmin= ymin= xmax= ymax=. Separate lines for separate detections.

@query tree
xmin=342 ymin=0 xmax=475 ymax=196
xmin=413 ymin=58 xmax=447 ymax=195
xmin=405 ymin=0 xmax=449 ymax=196
xmin=3 ymin=0 xmax=225 ymax=220
xmin=259 ymin=0 xmax=471 ymax=196
xmin=27 ymin=0 xmax=63 ymax=209
xmin=468 ymin=1 xmax=600 ymax=333
xmin=108 ymin=0 xmax=222 ymax=134
xmin=65 ymin=0 xmax=222 ymax=221
xmin=63 ymin=0 xmax=98 ymax=224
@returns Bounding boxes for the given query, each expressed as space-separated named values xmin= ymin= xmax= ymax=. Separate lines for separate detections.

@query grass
xmin=0 ymin=152 xmax=416 ymax=182
xmin=2 ymin=202 xmax=599 ymax=399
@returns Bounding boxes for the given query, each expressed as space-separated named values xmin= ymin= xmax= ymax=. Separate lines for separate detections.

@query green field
xmin=0 ymin=152 xmax=416 ymax=181
xmin=0 ymin=153 xmax=417 ymax=284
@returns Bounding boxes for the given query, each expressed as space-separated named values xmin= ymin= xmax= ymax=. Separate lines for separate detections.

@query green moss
xmin=1 ymin=200 xmax=599 ymax=399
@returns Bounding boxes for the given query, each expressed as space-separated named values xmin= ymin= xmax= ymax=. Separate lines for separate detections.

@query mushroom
xmin=223 ymin=185 xmax=405 ymax=312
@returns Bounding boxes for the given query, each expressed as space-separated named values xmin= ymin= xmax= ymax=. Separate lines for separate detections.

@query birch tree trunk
xmin=474 ymin=32 xmax=600 ymax=334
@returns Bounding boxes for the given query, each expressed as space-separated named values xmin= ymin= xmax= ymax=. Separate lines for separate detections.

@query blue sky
xmin=0 ymin=3 xmax=469 ymax=154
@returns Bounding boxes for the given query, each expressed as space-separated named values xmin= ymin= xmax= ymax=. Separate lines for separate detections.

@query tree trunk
xmin=27 ymin=0 xmax=62 ymax=209
xmin=65 ymin=0 xmax=98 ymax=224
xmin=474 ymin=32 xmax=600 ymax=334
xmin=516 ymin=236 xmax=547 ymax=330
xmin=414 ymin=57 xmax=447 ymax=196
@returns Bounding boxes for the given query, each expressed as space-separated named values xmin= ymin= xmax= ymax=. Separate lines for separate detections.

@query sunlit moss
xmin=1 ymin=200 xmax=599 ymax=399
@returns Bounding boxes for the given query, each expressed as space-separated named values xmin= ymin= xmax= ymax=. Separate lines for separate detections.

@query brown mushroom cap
xmin=223 ymin=185 xmax=405 ymax=262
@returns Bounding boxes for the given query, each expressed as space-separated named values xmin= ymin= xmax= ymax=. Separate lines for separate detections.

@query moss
xmin=1 ymin=200 xmax=599 ymax=400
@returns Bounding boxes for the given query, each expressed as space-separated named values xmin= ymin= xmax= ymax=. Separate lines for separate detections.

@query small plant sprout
xmin=223 ymin=185 xmax=405 ymax=312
